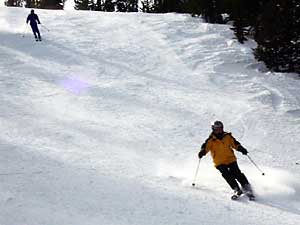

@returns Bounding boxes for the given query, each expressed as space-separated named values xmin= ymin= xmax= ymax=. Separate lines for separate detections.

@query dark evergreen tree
xmin=94 ymin=0 xmax=104 ymax=11
xmin=74 ymin=0 xmax=94 ymax=10
xmin=24 ymin=0 xmax=33 ymax=8
xmin=127 ymin=0 xmax=138 ymax=12
xmin=186 ymin=0 xmax=202 ymax=16
xmin=103 ymin=0 xmax=115 ymax=11
xmin=116 ymin=0 xmax=127 ymax=12
xmin=140 ymin=0 xmax=158 ymax=13
xmin=254 ymin=0 xmax=300 ymax=73
xmin=25 ymin=0 xmax=41 ymax=8
xmin=153 ymin=0 xmax=162 ymax=12
xmin=115 ymin=0 xmax=138 ymax=12
xmin=141 ymin=0 xmax=150 ymax=12
xmin=226 ymin=0 xmax=249 ymax=43
xmin=197 ymin=0 xmax=224 ymax=23
xmin=40 ymin=0 xmax=65 ymax=9
xmin=5 ymin=0 xmax=23 ymax=7
xmin=224 ymin=0 xmax=265 ymax=42
xmin=230 ymin=18 xmax=247 ymax=43
xmin=159 ymin=0 xmax=186 ymax=13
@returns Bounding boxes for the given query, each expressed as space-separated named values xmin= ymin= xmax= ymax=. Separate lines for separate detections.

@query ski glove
xmin=198 ymin=150 xmax=206 ymax=159
xmin=237 ymin=146 xmax=248 ymax=155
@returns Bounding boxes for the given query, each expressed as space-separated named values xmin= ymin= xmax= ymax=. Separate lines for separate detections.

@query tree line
xmin=4 ymin=0 xmax=300 ymax=74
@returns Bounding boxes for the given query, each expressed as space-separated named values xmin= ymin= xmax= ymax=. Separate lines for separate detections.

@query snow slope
xmin=0 ymin=7 xmax=300 ymax=225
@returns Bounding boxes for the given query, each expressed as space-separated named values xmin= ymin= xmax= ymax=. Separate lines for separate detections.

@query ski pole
xmin=247 ymin=155 xmax=265 ymax=176
xmin=192 ymin=159 xmax=201 ymax=186
xmin=22 ymin=24 xmax=29 ymax=38
xmin=40 ymin=24 xmax=50 ymax=32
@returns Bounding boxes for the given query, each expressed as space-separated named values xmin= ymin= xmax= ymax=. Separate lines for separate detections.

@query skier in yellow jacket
xmin=198 ymin=121 xmax=254 ymax=199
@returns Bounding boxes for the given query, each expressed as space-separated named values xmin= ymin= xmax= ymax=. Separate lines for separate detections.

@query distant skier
xmin=198 ymin=121 xmax=255 ymax=200
xmin=26 ymin=9 xmax=41 ymax=41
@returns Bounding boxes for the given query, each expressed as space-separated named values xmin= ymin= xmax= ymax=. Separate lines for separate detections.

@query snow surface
xmin=1 ymin=7 xmax=300 ymax=225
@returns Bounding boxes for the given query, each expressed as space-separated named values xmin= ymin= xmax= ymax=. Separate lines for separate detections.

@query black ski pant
xmin=216 ymin=161 xmax=249 ymax=190
xmin=30 ymin=23 xmax=41 ymax=39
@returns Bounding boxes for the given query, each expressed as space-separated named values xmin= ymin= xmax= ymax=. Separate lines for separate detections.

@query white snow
xmin=1 ymin=7 xmax=300 ymax=225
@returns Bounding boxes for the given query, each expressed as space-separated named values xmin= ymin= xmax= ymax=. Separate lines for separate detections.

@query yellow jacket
xmin=201 ymin=132 xmax=242 ymax=167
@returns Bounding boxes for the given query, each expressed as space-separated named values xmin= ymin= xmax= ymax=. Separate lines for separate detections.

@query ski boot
xmin=242 ymin=184 xmax=255 ymax=201
xmin=231 ymin=187 xmax=243 ymax=200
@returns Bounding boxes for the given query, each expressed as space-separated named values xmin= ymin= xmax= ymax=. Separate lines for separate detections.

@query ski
xmin=231 ymin=193 xmax=255 ymax=201
xmin=246 ymin=193 xmax=255 ymax=201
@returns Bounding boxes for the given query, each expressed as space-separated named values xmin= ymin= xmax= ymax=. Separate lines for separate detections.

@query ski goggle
xmin=212 ymin=124 xmax=223 ymax=130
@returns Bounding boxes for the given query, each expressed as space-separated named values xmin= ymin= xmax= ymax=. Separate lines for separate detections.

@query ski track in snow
xmin=0 ymin=7 xmax=300 ymax=225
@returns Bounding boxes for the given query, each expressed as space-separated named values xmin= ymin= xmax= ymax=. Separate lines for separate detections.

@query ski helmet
xmin=212 ymin=121 xmax=223 ymax=130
